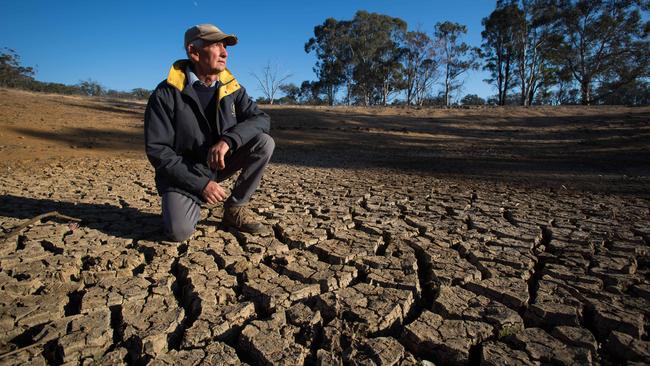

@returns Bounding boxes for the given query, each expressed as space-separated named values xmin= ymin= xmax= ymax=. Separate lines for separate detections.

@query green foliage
xmin=598 ymin=78 xmax=650 ymax=105
xmin=0 ymin=48 xmax=152 ymax=100
xmin=461 ymin=93 xmax=486 ymax=105
xmin=305 ymin=18 xmax=350 ymax=105
xmin=78 ymin=79 xmax=105 ymax=96
xmin=299 ymin=80 xmax=325 ymax=105
xmin=403 ymin=30 xmax=439 ymax=106
xmin=480 ymin=0 xmax=648 ymax=106
xmin=306 ymin=11 xmax=408 ymax=106
xmin=0 ymin=47 xmax=35 ymax=88
xmin=510 ymin=0 xmax=562 ymax=106
xmin=435 ymin=21 xmax=480 ymax=106
xmin=25 ymin=81 xmax=82 ymax=95
xmin=278 ymin=83 xmax=301 ymax=104
xmin=348 ymin=11 xmax=407 ymax=106
xmin=481 ymin=3 xmax=522 ymax=105
xmin=8 ymin=2 xmax=650 ymax=107
xmin=552 ymin=0 xmax=649 ymax=104
xmin=131 ymin=88 xmax=152 ymax=100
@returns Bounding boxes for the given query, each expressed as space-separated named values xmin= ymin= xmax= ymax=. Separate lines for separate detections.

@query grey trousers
xmin=162 ymin=133 xmax=275 ymax=241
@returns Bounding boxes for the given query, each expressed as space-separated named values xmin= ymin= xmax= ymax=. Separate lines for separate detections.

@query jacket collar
xmin=166 ymin=60 xmax=240 ymax=101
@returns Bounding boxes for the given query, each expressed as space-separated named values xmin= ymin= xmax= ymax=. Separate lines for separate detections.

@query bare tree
xmin=251 ymin=60 xmax=292 ymax=105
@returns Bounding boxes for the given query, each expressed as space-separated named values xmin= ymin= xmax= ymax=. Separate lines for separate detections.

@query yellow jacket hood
xmin=166 ymin=59 xmax=241 ymax=102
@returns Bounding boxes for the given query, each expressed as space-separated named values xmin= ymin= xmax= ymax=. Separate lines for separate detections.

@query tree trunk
xmin=502 ymin=56 xmax=511 ymax=106
xmin=445 ymin=62 xmax=451 ymax=106
xmin=497 ymin=58 xmax=504 ymax=106
xmin=346 ymin=80 xmax=352 ymax=106
xmin=328 ymin=85 xmax=334 ymax=106
xmin=406 ymin=79 xmax=413 ymax=106
xmin=444 ymin=79 xmax=450 ymax=107
xmin=581 ymin=80 xmax=591 ymax=105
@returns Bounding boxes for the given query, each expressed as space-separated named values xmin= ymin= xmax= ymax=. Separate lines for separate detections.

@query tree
xmin=598 ymin=78 xmax=650 ymax=105
xmin=461 ymin=94 xmax=487 ymax=105
xmin=299 ymin=80 xmax=324 ymax=105
xmin=305 ymin=18 xmax=350 ymax=105
xmin=0 ymin=47 xmax=35 ymax=88
xmin=402 ymin=30 xmax=439 ymax=106
xmin=105 ymin=89 xmax=131 ymax=99
xmin=28 ymin=81 xmax=80 ymax=95
xmin=434 ymin=21 xmax=480 ymax=106
xmin=509 ymin=0 xmax=560 ymax=106
xmin=78 ymin=79 xmax=104 ymax=96
xmin=278 ymin=83 xmax=300 ymax=104
xmin=552 ymin=0 xmax=649 ymax=105
xmin=1 ymin=48 xmax=156 ymax=99
xmin=251 ymin=60 xmax=292 ymax=105
xmin=348 ymin=11 xmax=407 ymax=106
xmin=481 ymin=3 xmax=521 ymax=105
xmin=131 ymin=88 xmax=152 ymax=100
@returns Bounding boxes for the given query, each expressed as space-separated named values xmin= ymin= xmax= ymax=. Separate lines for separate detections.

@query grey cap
xmin=184 ymin=24 xmax=238 ymax=48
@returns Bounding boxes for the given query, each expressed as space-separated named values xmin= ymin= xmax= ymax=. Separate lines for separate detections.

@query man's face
xmin=189 ymin=41 xmax=228 ymax=74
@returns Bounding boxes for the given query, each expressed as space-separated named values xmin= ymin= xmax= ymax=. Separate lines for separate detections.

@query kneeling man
xmin=145 ymin=24 xmax=274 ymax=241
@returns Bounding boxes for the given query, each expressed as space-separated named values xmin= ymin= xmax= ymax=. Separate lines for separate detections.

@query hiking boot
xmin=223 ymin=205 xmax=264 ymax=233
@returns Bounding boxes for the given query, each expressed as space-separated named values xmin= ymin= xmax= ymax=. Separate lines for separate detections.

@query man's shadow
xmin=0 ymin=194 xmax=163 ymax=241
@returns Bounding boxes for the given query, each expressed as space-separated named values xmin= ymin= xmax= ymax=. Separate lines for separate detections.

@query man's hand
xmin=202 ymin=181 xmax=227 ymax=204
xmin=208 ymin=139 xmax=230 ymax=171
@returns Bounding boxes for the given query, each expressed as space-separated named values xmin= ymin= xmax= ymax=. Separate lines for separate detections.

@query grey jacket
xmin=144 ymin=59 xmax=270 ymax=202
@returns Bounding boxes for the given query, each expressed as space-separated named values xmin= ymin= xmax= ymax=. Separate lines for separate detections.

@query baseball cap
xmin=184 ymin=24 xmax=238 ymax=48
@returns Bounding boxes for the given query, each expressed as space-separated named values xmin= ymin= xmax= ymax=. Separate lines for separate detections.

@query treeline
xmin=0 ymin=48 xmax=152 ymax=100
xmin=284 ymin=1 xmax=649 ymax=106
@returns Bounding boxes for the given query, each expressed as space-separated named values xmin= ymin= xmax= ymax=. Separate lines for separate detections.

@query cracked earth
xmin=1 ymin=89 xmax=650 ymax=365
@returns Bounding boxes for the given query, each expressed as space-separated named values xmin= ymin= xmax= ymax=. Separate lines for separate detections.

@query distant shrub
xmin=0 ymin=47 xmax=151 ymax=100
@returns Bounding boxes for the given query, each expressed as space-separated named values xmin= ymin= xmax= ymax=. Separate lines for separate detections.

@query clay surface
xmin=1 ymin=89 xmax=649 ymax=364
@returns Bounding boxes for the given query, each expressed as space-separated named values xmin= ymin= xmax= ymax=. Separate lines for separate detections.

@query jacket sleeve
xmin=222 ymin=86 xmax=270 ymax=149
xmin=144 ymin=87 xmax=211 ymax=196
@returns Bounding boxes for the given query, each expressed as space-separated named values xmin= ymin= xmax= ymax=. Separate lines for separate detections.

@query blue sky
xmin=1 ymin=0 xmax=497 ymax=102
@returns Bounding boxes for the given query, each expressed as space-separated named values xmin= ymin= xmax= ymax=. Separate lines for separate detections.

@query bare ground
xmin=1 ymin=88 xmax=649 ymax=365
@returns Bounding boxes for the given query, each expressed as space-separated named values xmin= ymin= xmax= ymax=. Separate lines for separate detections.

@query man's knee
xmin=161 ymin=192 xmax=200 ymax=242
xmin=164 ymin=220 xmax=195 ymax=242
xmin=255 ymin=133 xmax=275 ymax=157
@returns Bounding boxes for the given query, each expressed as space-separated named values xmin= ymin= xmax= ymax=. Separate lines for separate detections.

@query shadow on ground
xmin=0 ymin=195 xmax=163 ymax=241
xmin=10 ymin=100 xmax=650 ymax=191
xmin=58 ymin=99 xmax=146 ymax=117
xmin=10 ymin=126 xmax=142 ymax=151
xmin=269 ymin=107 xmax=650 ymax=188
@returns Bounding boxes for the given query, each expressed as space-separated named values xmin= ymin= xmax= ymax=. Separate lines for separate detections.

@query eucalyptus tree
xmin=434 ymin=21 xmax=480 ymax=106
xmin=402 ymin=30 xmax=439 ymax=106
xmin=348 ymin=11 xmax=407 ymax=106
xmin=305 ymin=18 xmax=349 ymax=105
xmin=552 ymin=0 xmax=649 ymax=105
xmin=0 ymin=48 xmax=35 ymax=88
xmin=510 ymin=0 xmax=560 ymax=106
xmin=481 ymin=3 xmax=522 ymax=105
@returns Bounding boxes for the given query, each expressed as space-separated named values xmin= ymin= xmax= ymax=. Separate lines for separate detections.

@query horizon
xmin=1 ymin=0 xmax=496 ymax=103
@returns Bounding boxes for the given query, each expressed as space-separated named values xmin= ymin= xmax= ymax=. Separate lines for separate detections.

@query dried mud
xmin=1 ymin=88 xmax=649 ymax=365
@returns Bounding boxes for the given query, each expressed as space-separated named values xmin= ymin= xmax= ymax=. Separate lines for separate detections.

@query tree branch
xmin=1 ymin=211 xmax=81 ymax=244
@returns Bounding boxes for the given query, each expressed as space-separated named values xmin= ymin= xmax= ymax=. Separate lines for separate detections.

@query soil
xmin=1 ymin=87 xmax=649 ymax=365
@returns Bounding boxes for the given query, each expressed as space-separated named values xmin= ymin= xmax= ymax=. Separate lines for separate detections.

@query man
xmin=145 ymin=23 xmax=274 ymax=241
